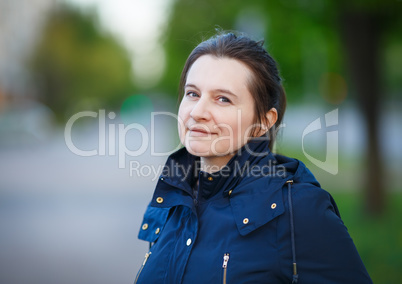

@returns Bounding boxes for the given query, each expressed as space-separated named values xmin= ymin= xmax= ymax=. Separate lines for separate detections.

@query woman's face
xmin=178 ymin=55 xmax=259 ymax=161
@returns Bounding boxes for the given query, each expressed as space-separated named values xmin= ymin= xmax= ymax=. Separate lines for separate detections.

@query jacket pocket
xmin=222 ymin=253 xmax=230 ymax=284
xmin=134 ymin=251 xmax=151 ymax=284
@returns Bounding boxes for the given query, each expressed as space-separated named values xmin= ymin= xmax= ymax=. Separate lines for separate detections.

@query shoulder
xmin=290 ymin=181 xmax=340 ymax=219
xmin=278 ymin=180 xmax=372 ymax=282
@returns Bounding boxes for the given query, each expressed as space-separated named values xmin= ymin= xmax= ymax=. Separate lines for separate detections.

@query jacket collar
xmin=159 ymin=135 xmax=273 ymax=195
xmin=151 ymin=136 xmax=298 ymax=235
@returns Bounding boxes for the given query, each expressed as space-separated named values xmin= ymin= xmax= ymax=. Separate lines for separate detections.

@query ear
xmin=265 ymin=108 xmax=278 ymax=129
xmin=255 ymin=108 xmax=278 ymax=137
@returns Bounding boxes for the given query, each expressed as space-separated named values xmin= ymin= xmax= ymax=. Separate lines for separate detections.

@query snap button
xmin=155 ymin=228 xmax=160 ymax=234
xmin=186 ymin=238 xmax=192 ymax=246
xmin=228 ymin=189 xmax=233 ymax=196
xmin=243 ymin=218 xmax=249 ymax=224
xmin=156 ymin=197 xmax=164 ymax=203
xmin=207 ymin=176 xmax=213 ymax=181
xmin=160 ymin=177 xmax=164 ymax=181
xmin=271 ymin=203 xmax=277 ymax=209
xmin=142 ymin=223 xmax=148 ymax=230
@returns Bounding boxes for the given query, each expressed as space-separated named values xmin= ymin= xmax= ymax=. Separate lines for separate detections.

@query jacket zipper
xmin=134 ymin=252 xmax=151 ymax=284
xmin=222 ymin=253 xmax=230 ymax=284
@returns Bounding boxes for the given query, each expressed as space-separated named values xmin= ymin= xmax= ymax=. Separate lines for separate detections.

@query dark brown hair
xmin=179 ymin=32 xmax=287 ymax=150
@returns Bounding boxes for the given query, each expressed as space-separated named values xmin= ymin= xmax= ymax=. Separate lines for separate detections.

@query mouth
xmin=188 ymin=127 xmax=216 ymax=136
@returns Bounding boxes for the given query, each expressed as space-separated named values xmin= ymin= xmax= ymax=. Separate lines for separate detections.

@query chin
xmin=184 ymin=140 xmax=213 ymax=157
xmin=187 ymin=141 xmax=236 ymax=158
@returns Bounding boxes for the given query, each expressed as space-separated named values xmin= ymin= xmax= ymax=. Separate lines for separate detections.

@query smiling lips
xmin=188 ymin=127 xmax=216 ymax=137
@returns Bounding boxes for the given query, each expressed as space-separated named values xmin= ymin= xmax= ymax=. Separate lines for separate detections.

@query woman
xmin=135 ymin=32 xmax=372 ymax=284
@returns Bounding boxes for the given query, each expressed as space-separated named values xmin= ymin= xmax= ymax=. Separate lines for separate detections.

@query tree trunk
xmin=339 ymin=10 xmax=385 ymax=215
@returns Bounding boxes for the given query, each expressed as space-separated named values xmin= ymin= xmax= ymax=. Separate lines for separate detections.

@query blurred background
xmin=0 ymin=0 xmax=401 ymax=283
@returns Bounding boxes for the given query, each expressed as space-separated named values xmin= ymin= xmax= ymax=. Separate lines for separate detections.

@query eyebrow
xmin=185 ymin=83 xmax=238 ymax=98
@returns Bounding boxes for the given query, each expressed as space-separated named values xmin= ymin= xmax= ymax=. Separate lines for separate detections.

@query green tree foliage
xmin=30 ymin=5 xmax=134 ymax=122
xmin=159 ymin=0 xmax=401 ymax=101
xmin=159 ymin=0 xmax=343 ymax=103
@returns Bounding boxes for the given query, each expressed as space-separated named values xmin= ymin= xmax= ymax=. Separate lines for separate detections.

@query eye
xmin=218 ymin=96 xmax=231 ymax=103
xmin=186 ymin=91 xmax=199 ymax=98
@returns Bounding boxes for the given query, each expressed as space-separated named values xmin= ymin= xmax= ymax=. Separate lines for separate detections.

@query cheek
xmin=216 ymin=112 xmax=242 ymax=137
xmin=177 ymin=105 xmax=189 ymax=141
xmin=239 ymin=113 xmax=257 ymax=138
xmin=178 ymin=100 xmax=190 ymax=120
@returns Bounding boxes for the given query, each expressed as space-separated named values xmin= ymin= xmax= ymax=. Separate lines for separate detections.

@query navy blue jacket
xmin=135 ymin=137 xmax=372 ymax=283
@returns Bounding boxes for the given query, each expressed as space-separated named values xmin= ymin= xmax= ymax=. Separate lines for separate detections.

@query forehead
xmin=186 ymin=55 xmax=252 ymax=95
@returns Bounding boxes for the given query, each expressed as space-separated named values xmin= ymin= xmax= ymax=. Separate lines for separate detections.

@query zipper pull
xmin=142 ymin=252 xmax=151 ymax=266
xmin=222 ymin=253 xmax=230 ymax=268
xmin=222 ymin=253 xmax=230 ymax=284
xmin=135 ymin=252 xmax=152 ymax=284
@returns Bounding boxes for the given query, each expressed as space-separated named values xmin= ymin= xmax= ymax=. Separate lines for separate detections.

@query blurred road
xmin=0 ymin=107 xmax=178 ymax=284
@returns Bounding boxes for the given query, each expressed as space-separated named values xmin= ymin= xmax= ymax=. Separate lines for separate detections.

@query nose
xmin=190 ymin=97 xmax=211 ymax=121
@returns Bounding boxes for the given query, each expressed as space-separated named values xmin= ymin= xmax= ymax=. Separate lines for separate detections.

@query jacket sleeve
xmin=282 ymin=184 xmax=373 ymax=284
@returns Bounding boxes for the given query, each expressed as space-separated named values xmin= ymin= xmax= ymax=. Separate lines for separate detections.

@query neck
xmin=200 ymin=154 xmax=235 ymax=173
